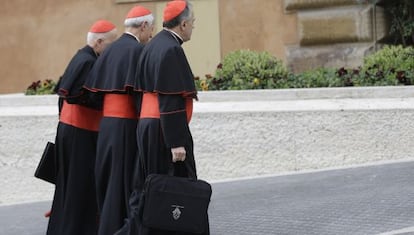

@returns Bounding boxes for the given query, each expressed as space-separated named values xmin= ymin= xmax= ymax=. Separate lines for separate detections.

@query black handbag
xmin=141 ymin=163 xmax=212 ymax=234
xmin=34 ymin=142 xmax=56 ymax=184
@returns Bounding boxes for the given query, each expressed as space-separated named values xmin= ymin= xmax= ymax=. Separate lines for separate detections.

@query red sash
xmin=140 ymin=92 xmax=193 ymax=122
xmin=59 ymin=101 xmax=102 ymax=131
xmin=103 ymin=94 xmax=137 ymax=119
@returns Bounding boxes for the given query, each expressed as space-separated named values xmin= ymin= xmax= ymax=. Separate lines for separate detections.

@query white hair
xmin=86 ymin=29 xmax=117 ymax=46
xmin=124 ymin=14 xmax=154 ymax=28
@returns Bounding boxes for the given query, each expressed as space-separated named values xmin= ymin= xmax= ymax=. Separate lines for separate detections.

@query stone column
xmin=284 ymin=0 xmax=389 ymax=72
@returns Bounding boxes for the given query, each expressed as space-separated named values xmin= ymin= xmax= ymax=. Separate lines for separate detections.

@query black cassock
xmin=84 ymin=33 xmax=144 ymax=235
xmin=47 ymin=45 xmax=101 ymax=235
xmin=116 ymin=29 xmax=209 ymax=235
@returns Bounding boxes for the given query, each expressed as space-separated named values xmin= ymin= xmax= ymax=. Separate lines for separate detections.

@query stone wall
xmin=0 ymin=0 xmax=221 ymax=94
xmin=2 ymin=87 xmax=414 ymax=204
xmin=284 ymin=0 xmax=389 ymax=72
xmin=218 ymin=0 xmax=298 ymax=63
xmin=0 ymin=0 xmax=393 ymax=94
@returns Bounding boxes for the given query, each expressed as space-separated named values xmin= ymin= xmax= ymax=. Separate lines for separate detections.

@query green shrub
xmin=195 ymin=46 xmax=414 ymax=91
xmin=357 ymin=45 xmax=414 ymax=86
xmin=199 ymin=50 xmax=288 ymax=90
xmin=25 ymin=79 xmax=57 ymax=95
xmin=289 ymin=67 xmax=349 ymax=88
xmin=363 ymin=45 xmax=414 ymax=71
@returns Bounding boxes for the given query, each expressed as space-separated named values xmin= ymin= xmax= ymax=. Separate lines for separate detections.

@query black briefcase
xmin=141 ymin=164 xmax=212 ymax=234
xmin=34 ymin=142 xmax=56 ymax=184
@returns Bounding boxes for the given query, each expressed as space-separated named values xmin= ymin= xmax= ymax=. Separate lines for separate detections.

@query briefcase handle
xmin=168 ymin=160 xmax=197 ymax=180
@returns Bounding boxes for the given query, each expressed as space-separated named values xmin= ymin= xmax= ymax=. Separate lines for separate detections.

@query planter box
xmin=1 ymin=86 xmax=414 ymax=204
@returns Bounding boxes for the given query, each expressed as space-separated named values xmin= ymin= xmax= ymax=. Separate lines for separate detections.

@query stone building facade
xmin=0 ymin=0 xmax=387 ymax=93
xmin=284 ymin=0 xmax=388 ymax=72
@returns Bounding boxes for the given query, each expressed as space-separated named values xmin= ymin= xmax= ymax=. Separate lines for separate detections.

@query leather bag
xmin=34 ymin=142 xmax=56 ymax=184
xmin=141 ymin=163 xmax=212 ymax=234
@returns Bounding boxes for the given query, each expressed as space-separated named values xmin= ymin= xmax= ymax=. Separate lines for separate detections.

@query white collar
xmin=163 ymin=28 xmax=183 ymax=43
xmin=125 ymin=32 xmax=140 ymax=43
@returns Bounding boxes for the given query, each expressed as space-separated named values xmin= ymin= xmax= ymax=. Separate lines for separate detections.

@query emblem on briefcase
xmin=171 ymin=205 xmax=184 ymax=220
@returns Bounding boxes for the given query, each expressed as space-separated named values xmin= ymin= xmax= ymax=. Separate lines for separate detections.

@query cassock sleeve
xmin=59 ymin=58 xmax=94 ymax=98
xmin=158 ymin=93 xmax=190 ymax=148
xmin=60 ymin=60 xmax=103 ymax=109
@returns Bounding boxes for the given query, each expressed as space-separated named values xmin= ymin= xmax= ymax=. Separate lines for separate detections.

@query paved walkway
xmin=1 ymin=161 xmax=413 ymax=235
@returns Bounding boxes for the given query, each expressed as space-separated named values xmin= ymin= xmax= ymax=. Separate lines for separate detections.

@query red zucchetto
xmin=89 ymin=20 xmax=116 ymax=33
xmin=126 ymin=5 xmax=152 ymax=19
xmin=163 ymin=0 xmax=186 ymax=22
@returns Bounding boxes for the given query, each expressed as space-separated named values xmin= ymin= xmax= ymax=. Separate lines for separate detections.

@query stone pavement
xmin=1 ymin=160 xmax=414 ymax=235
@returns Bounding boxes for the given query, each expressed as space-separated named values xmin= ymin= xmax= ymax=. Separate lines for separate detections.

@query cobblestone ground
xmin=1 ymin=161 xmax=414 ymax=235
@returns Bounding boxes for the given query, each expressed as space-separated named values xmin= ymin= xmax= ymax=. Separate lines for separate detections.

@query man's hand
xmin=171 ymin=147 xmax=186 ymax=162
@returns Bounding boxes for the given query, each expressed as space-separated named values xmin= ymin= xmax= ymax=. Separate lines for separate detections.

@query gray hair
xmin=163 ymin=1 xmax=193 ymax=28
xmin=124 ymin=14 xmax=154 ymax=28
xmin=86 ymin=29 xmax=117 ymax=46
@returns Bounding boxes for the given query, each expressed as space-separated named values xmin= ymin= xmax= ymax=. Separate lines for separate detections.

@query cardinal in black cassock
xmin=83 ymin=6 xmax=155 ymax=235
xmin=46 ymin=20 xmax=117 ymax=235
xmin=116 ymin=1 xmax=210 ymax=235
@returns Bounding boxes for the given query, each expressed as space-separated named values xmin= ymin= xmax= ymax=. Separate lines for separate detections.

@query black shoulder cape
xmin=57 ymin=45 xmax=97 ymax=98
xmin=84 ymin=33 xmax=145 ymax=93
xmin=138 ymin=29 xmax=197 ymax=99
